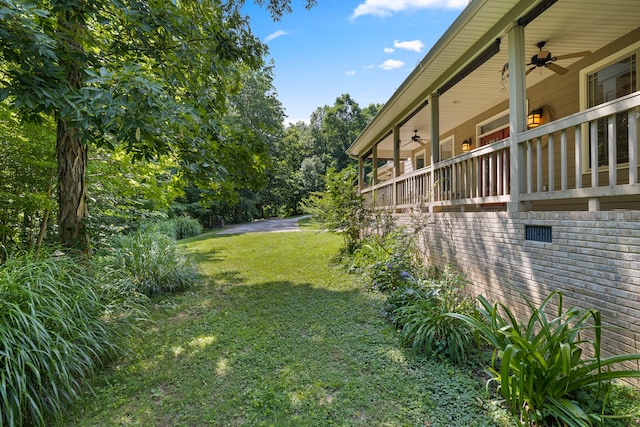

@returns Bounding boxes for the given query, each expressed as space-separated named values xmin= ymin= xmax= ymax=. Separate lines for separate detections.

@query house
xmin=347 ymin=0 xmax=640 ymax=368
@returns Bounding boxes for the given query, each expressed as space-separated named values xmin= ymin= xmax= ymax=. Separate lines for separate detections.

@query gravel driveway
xmin=217 ymin=216 xmax=310 ymax=235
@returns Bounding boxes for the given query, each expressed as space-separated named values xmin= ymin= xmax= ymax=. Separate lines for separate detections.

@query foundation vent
xmin=525 ymin=225 xmax=552 ymax=243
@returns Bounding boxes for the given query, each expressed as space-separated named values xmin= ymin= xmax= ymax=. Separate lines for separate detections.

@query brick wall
xmin=395 ymin=210 xmax=640 ymax=373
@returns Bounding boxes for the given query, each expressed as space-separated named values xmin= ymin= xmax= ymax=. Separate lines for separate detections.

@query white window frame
xmin=579 ymin=40 xmax=640 ymax=173
xmin=476 ymin=109 xmax=510 ymax=143
xmin=440 ymin=136 xmax=454 ymax=160
xmin=413 ymin=149 xmax=426 ymax=170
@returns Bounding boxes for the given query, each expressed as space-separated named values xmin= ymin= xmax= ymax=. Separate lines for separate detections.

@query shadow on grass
xmin=70 ymin=277 xmax=512 ymax=427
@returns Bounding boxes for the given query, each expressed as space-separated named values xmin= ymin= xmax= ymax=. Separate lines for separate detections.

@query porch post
xmin=358 ymin=156 xmax=364 ymax=191
xmin=393 ymin=125 xmax=400 ymax=178
xmin=430 ymin=93 xmax=440 ymax=165
xmin=429 ymin=93 xmax=440 ymax=213
xmin=507 ymin=22 xmax=528 ymax=212
xmin=393 ymin=125 xmax=401 ymax=207
xmin=372 ymin=143 xmax=378 ymax=185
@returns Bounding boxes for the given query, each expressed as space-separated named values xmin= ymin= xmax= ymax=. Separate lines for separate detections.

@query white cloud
xmin=352 ymin=0 xmax=468 ymax=19
xmin=379 ymin=59 xmax=405 ymax=70
xmin=346 ymin=70 xmax=356 ymax=76
xmin=265 ymin=30 xmax=288 ymax=42
xmin=384 ymin=47 xmax=395 ymax=54
xmin=394 ymin=39 xmax=425 ymax=52
xmin=363 ymin=65 xmax=375 ymax=70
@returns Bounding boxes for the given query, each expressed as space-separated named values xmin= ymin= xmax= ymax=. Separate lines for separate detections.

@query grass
xmin=66 ymin=229 xmax=514 ymax=426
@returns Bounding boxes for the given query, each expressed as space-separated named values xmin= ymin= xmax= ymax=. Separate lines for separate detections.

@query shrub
xmin=140 ymin=218 xmax=177 ymax=239
xmin=303 ymin=166 xmax=370 ymax=253
xmin=171 ymin=216 xmax=203 ymax=240
xmin=140 ymin=216 xmax=202 ymax=241
xmin=0 ymin=252 xmax=120 ymax=426
xmin=98 ymin=231 xmax=198 ymax=297
xmin=393 ymin=268 xmax=479 ymax=364
xmin=354 ymin=228 xmax=424 ymax=293
xmin=450 ymin=291 xmax=640 ymax=426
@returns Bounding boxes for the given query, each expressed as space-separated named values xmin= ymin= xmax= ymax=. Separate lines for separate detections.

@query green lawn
xmin=67 ymin=230 xmax=513 ymax=426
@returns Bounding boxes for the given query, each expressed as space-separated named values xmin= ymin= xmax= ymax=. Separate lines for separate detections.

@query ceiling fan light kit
xmin=526 ymin=41 xmax=590 ymax=76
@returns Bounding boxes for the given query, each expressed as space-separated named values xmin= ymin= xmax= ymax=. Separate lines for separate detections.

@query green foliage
xmin=450 ymin=291 xmax=640 ymax=426
xmin=303 ymin=165 xmax=370 ymax=253
xmin=0 ymin=252 xmax=123 ymax=426
xmin=0 ymin=0 xmax=282 ymax=248
xmin=87 ymin=147 xmax=183 ymax=246
xmin=98 ymin=232 xmax=198 ymax=297
xmin=0 ymin=104 xmax=56 ymax=254
xmin=354 ymin=228 xmax=422 ymax=292
xmin=262 ymin=96 xmax=381 ymax=218
xmin=392 ymin=268 xmax=479 ymax=365
xmin=171 ymin=217 xmax=203 ymax=240
xmin=65 ymin=230 xmax=513 ymax=426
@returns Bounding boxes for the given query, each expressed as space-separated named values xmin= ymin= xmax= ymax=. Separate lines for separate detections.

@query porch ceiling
xmin=350 ymin=0 xmax=640 ymax=158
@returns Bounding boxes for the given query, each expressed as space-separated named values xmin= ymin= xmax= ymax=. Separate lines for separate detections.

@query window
xmin=588 ymin=54 xmax=636 ymax=167
xmin=415 ymin=152 xmax=425 ymax=169
xmin=478 ymin=113 xmax=509 ymax=139
xmin=581 ymin=42 xmax=640 ymax=170
xmin=440 ymin=136 xmax=453 ymax=160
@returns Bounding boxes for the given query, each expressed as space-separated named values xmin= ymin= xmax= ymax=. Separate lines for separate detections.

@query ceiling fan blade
xmin=526 ymin=66 xmax=537 ymax=75
xmin=553 ymin=51 xmax=591 ymax=60
xmin=546 ymin=62 xmax=569 ymax=75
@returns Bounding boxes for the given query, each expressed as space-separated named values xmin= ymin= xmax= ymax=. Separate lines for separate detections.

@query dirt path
xmin=217 ymin=215 xmax=310 ymax=235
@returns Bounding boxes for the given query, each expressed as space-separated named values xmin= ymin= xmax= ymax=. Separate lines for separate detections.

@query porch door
xmin=479 ymin=128 xmax=510 ymax=204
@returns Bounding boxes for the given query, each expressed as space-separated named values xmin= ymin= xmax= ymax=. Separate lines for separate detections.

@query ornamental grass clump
xmin=450 ymin=291 xmax=640 ymax=427
xmin=140 ymin=216 xmax=202 ymax=240
xmin=171 ymin=216 xmax=203 ymax=240
xmin=99 ymin=231 xmax=198 ymax=297
xmin=0 ymin=253 xmax=120 ymax=426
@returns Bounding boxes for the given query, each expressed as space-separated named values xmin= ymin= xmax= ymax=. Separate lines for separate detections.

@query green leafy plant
xmin=302 ymin=165 xmax=370 ymax=253
xmin=98 ymin=231 xmax=198 ymax=296
xmin=171 ymin=216 xmax=203 ymax=240
xmin=0 ymin=252 xmax=120 ymax=426
xmin=450 ymin=291 xmax=640 ymax=426
xmin=140 ymin=216 xmax=203 ymax=241
xmin=393 ymin=269 xmax=479 ymax=364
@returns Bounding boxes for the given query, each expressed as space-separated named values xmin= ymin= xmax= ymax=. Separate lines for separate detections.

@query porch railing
xmin=362 ymin=92 xmax=640 ymax=210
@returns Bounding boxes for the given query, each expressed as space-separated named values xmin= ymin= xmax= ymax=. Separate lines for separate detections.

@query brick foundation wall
xmin=394 ymin=211 xmax=640 ymax=376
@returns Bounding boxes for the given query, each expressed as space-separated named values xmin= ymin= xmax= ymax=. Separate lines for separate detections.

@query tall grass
xmin=98 ymin=231 xmax=198 ymax=297
xmin=0 ymin=253 xmax=121 ymax=426
xmin=140 ymin=216 xmax=202 ymax=240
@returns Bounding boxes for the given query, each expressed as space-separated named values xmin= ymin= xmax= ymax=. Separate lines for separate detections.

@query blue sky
xmin=241 ymin=0 xmax=468 ymax=124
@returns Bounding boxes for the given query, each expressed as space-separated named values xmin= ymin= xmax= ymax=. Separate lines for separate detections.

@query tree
xmin=174 ymin=63 xmax=285 ymax=224
xmin=303 ymin=165 xmax=369 ymax=253
xmin=0 ymin=0 xmax=312 ymax=251
xmin=262 ymin=121 xmax=312 ymax=216
xmin=87 ymin=147 xmax=182 ymax=245
xmin=262 ymin=95 xmax=382 ymax=217
xmin=0 ymin=104 xmax=56 ymax=257
xmin=247 ymin=0 xmax=317 ymax=20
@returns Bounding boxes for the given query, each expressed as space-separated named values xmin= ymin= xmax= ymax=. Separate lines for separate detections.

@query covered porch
xmin=348 ymin=0 xmax=640 ymax=213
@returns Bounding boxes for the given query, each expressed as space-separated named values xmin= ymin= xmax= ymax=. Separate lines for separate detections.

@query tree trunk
xmin=56 ymin=9 xmax=90 ymax=252
xmin=57 ymin=118 xmax=89 ymax=251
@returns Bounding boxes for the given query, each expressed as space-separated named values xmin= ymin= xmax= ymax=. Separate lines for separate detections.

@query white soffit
xmin=349 ymin=0 xmax=640 ymax=157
